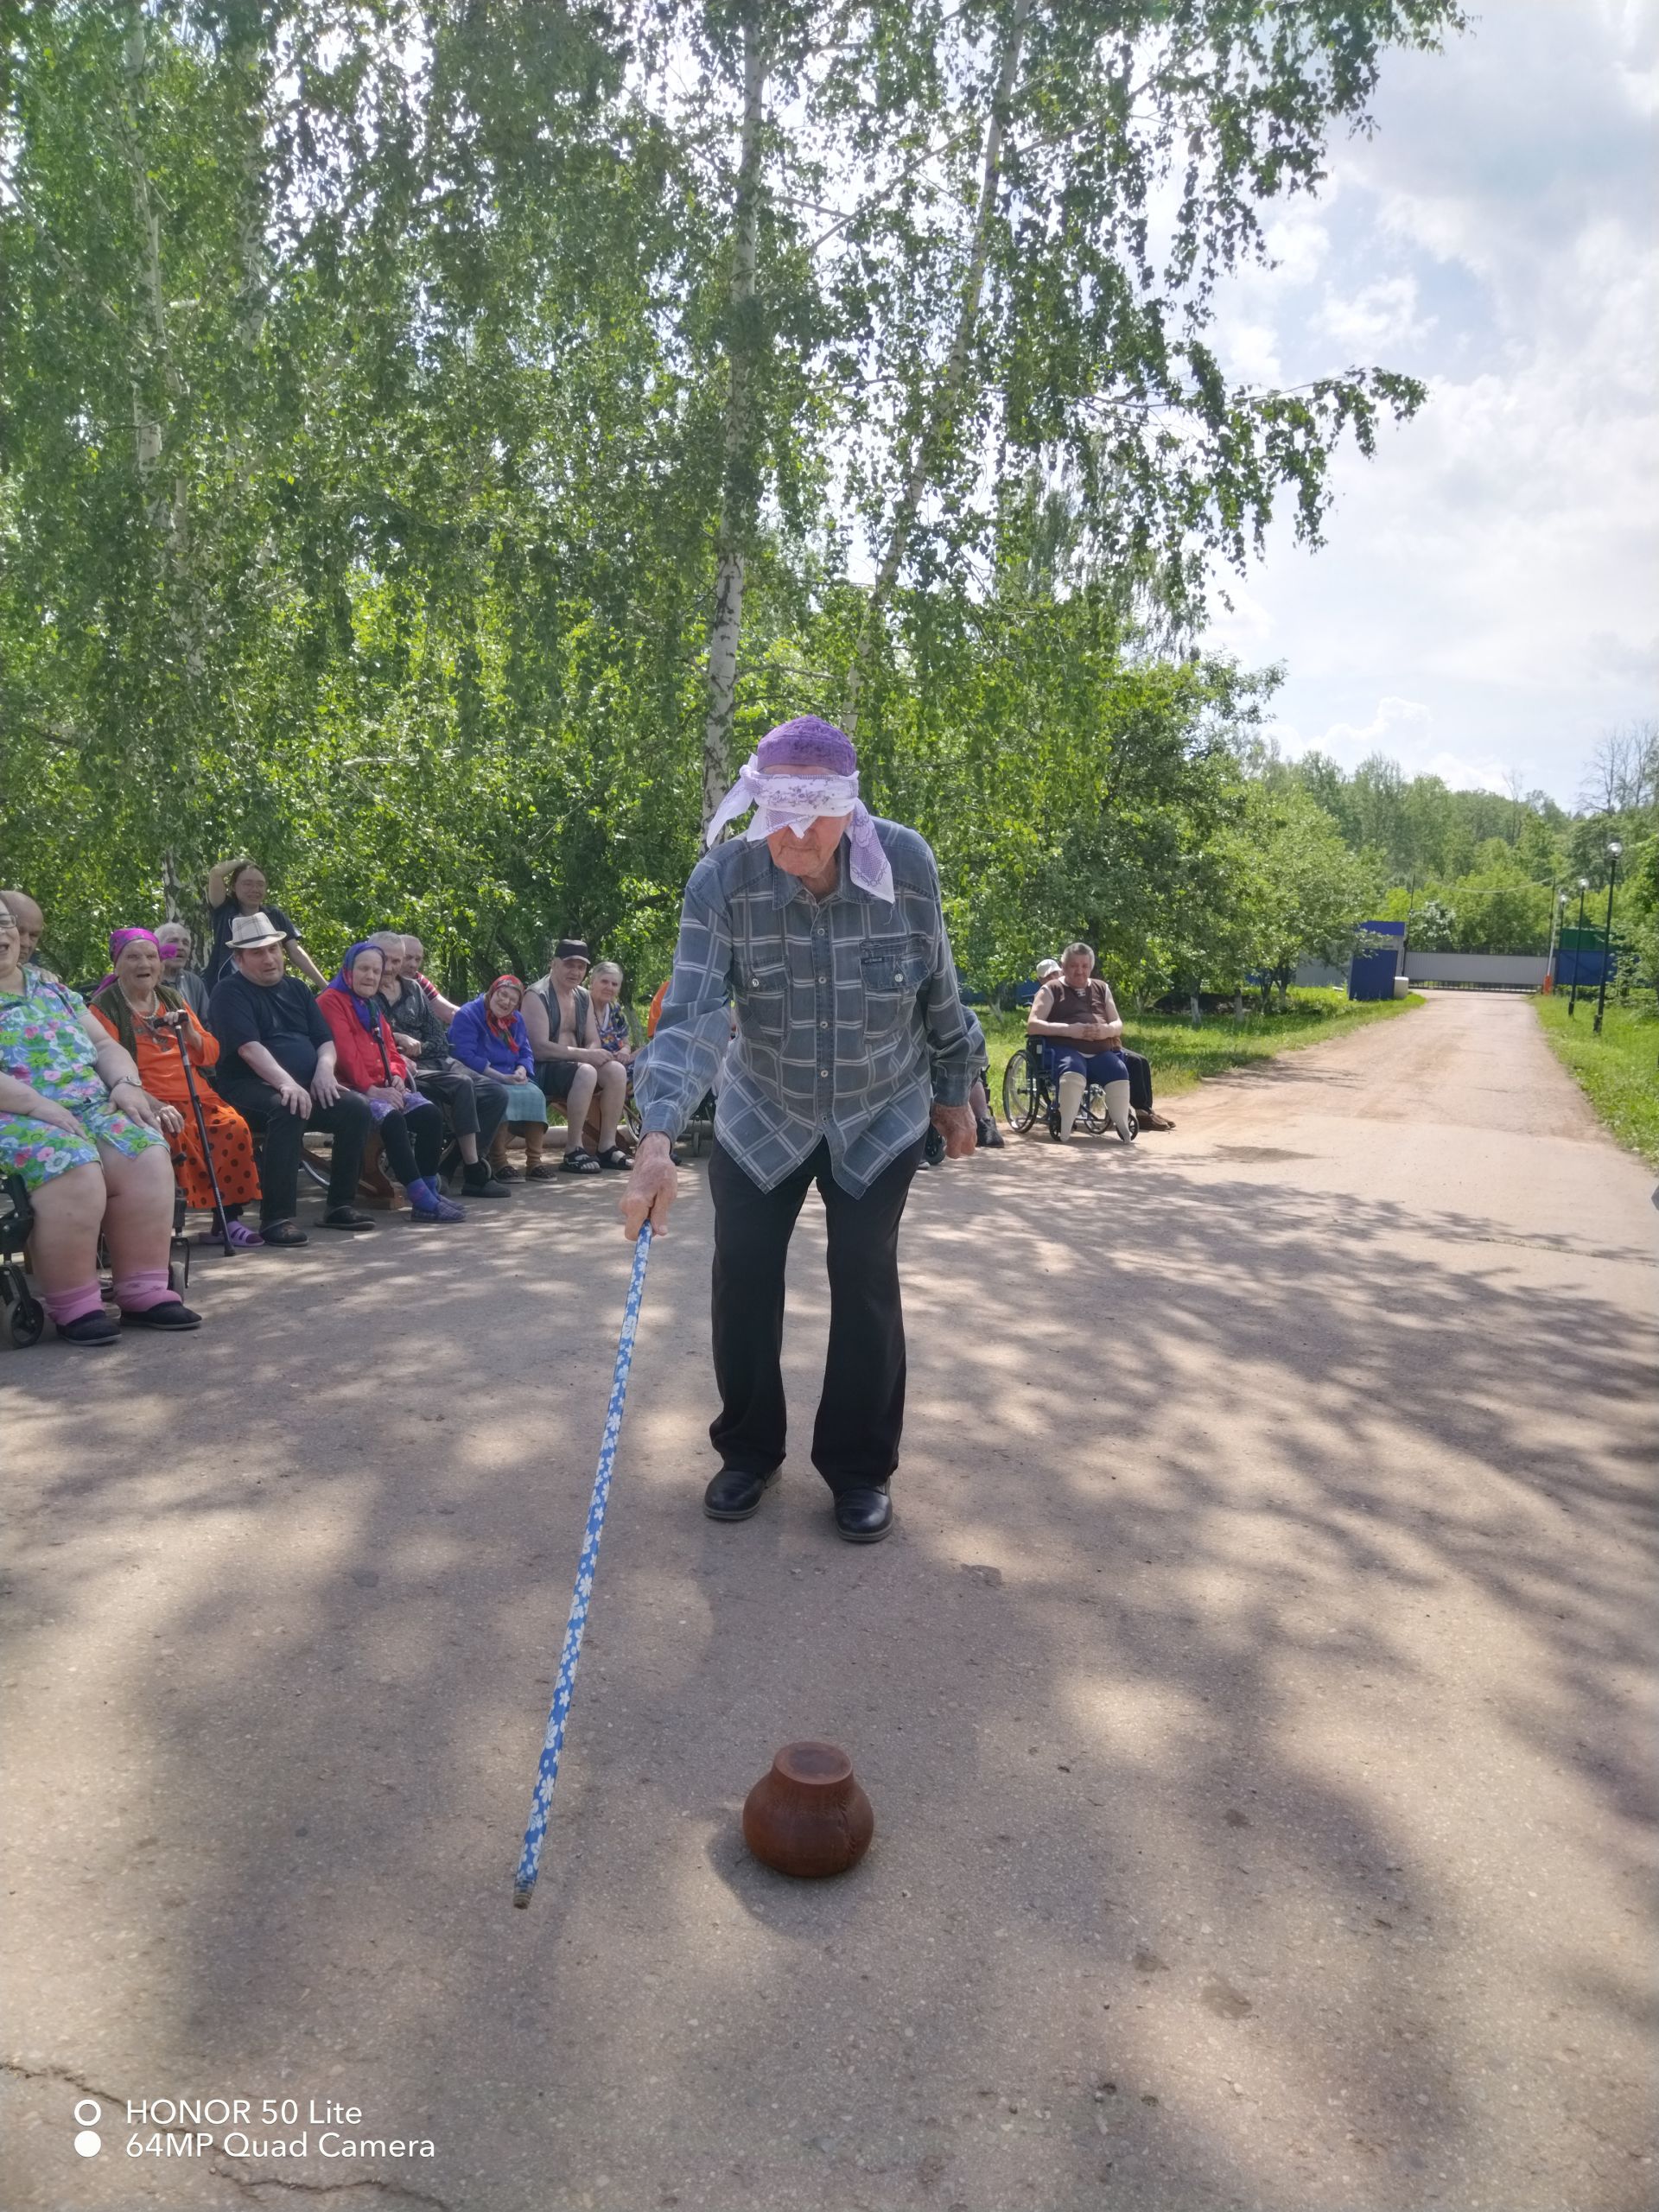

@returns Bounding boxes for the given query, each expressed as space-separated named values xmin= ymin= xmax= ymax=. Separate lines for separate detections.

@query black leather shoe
xmin=703 ymin=1466 xmax=780 ymax=1521
xmin=833 ymin=1486 xmax=893 ymax=1543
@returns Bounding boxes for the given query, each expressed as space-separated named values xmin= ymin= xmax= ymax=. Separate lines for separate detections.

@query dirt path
xmin=4 ymin=993 xmax=1655 ymax=2211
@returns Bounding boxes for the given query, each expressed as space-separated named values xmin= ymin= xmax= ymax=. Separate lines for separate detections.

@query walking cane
xmin=513 ymin=1222 xmax=653 ymax=1906
xmin=148 ymin=1011 xmax=235 ymax=1258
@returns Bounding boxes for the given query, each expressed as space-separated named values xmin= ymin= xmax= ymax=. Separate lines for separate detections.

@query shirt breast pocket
xmin=735 ymin=963 xmax=789 ymax=1040
xmin=860 ymin=948 xmax=926 ymax=1040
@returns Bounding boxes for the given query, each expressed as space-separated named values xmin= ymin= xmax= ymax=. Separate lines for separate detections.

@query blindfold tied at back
xmin=705 ymin=754 xmax=894 ymax=906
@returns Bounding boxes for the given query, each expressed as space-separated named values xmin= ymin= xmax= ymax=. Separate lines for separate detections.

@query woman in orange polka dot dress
xmin=90 ymin=931 xmax=264 ymax=1245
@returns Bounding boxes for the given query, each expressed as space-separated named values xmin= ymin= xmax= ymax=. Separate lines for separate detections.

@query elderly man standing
xmin=625 ymin=715 xmax=976 ymax=1545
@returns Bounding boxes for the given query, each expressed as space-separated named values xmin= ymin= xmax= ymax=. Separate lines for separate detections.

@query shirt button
xmin=818 ymin=1019 xmax=828 ymax=1029
xmin=819 ymin=1068 xmax=829 ymax=1078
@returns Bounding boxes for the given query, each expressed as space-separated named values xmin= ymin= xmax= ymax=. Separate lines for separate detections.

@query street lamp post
xmin=1546 ymin=887 xmax=1567 ymax=989
xmin=1592 ymin=841 xmax=1623 ymax=1035
xmin=1567 ymin=878 xmax=1590 ymax=1015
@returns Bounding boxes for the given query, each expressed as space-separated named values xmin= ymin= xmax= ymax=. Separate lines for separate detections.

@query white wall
xmin=1403 ymin=953 xmax=1548 ymax=988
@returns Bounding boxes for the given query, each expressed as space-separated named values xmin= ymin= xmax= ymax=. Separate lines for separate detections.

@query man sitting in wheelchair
xmin=1026 ymin=942 xmax=1134 ymax=1142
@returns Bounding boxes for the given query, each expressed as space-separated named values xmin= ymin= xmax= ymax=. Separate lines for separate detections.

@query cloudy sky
xmin=1198 ymin=1 xmax=1657 ymax=809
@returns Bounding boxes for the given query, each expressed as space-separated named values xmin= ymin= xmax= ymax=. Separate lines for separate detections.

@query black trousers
xmin=1123 ymin=1050 xmax=1155 ymax=1115
xmin=372 ymin=1099 xmax=444 ymax=1186
xmin=217 ymin=1077 xmax=372 ymax=1225
xmin=709 ymin=1135 xmax=925 ymax=1496
xmin=416 ymin=1062 xmax=508 ymax=1148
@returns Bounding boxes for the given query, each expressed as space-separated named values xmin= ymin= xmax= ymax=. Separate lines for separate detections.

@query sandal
xmin=596 ymin=1147 xmax=632 ymax=1171
xmin=219 ymin=1218 xmax=264 ymax=1249
xmin=562 ymin=1148 xmax=602 ymax=1175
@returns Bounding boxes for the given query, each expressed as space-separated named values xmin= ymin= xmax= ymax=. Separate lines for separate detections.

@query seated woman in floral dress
xmin=317 ymin=942 xmax=466 ymax=1223
xmin=0 ymin=898 xmax=201 ymax=1343
xmin=89 ymin=928 xmax=264 ymax=1248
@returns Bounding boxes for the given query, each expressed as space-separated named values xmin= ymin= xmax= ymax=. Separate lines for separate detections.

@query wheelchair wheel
xmin=3 ymin=1288 xmax=45 ymax=1348
xmin=1001 ymin=1051 xmax=1040 ymax=1134
xmin=1118 ymin=1106 xmax=1139 ymax=1145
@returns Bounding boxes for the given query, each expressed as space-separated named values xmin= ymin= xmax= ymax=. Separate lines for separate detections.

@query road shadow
xmin=4 ymin=1147 xmax=1656 ymax=2211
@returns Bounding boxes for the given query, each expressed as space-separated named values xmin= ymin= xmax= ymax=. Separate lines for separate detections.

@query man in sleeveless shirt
xmin=1026 ymin=942 xmax=1134 ymax=1141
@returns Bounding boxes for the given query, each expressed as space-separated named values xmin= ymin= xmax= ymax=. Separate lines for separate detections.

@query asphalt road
xmin=3 ymin=992 xmax=1655 ymax=2212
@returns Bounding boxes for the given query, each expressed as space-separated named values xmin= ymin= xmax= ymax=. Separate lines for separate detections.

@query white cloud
xmin=1197 ymin=0 xmax=1659 ymax=808
xmin=1315 ymin=275 xmax=1432 ymax=351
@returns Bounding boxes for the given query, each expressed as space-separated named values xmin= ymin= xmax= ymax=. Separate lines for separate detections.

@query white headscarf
xmin=705 ymin=753 xmax=895 ymax=905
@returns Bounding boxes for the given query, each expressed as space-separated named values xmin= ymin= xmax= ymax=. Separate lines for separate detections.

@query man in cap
xmin=207 ymin=911 xmax=375 ymax=1244
xmin=625 ymin=715 xmax=977 ymax=1544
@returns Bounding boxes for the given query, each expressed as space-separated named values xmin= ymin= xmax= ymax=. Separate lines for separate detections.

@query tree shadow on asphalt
xmin=4 ymin=1156 xmax=1656 ymax=2211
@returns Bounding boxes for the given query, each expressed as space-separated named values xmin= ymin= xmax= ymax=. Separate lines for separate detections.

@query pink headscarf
xmin=94 ymin=926 xmax=160 ymax=995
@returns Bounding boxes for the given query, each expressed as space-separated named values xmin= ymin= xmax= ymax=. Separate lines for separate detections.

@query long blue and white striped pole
xmin=512 ymin=1223 xmax=653 ymax=1906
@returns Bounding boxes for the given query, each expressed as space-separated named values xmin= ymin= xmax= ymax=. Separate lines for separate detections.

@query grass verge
xmin=1534 ymin=993 xmax=1659 ymax=1170
xmin=976 ymin=987 xmax=1423 ymax=1099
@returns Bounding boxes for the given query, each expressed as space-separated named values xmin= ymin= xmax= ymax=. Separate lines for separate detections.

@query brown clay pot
xmin=741 ymin=1741 xmax=874 ymax=1879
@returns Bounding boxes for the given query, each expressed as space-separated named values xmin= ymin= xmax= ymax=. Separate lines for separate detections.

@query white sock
xmin=1103 ymin=1077 xmax=1132 ymax=1137
xmin=1057 ymin=1070 xmax=1085 ymax=1140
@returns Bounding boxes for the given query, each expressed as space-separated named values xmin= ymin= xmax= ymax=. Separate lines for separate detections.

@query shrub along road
xmin=3 ymin=993 xmax=1655 ymax=2209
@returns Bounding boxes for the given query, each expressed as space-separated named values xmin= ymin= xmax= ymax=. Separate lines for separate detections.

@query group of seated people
xmin=0 ymin=868 xmax=641 ymax=1343
xmin=2 ymin=868 xmax=1168 ymax=1348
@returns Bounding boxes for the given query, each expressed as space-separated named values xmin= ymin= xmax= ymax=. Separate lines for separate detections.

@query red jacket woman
xmin=319 ymin=963 xmax=415 ymax=1091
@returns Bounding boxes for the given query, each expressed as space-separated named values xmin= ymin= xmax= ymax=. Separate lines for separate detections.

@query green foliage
xmin=1535 ymin=995 xmax=1659 ymax=1171
xmin=4 ymin=0 xmax=1468 ymax=992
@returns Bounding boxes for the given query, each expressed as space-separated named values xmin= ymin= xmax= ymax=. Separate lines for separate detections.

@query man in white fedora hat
xmin=207 ymin=912 xmax=376 ymax=1244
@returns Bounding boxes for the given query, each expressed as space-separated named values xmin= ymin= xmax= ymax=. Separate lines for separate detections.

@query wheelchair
xmin=2 ymin=1171 xmax=192 ymax=1350
xmin=1000 ymin=1040 xmax=1137 ymax=1144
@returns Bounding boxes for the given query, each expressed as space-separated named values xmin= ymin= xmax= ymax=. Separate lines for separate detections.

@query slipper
xmin=260 ymin=1220 xmax=309 ymax=1247
xmin=118 ymin=1300 xmax=203 ymax=1331
xmin=1137 ymin=1109 xmax=1175 ymax=1131
xmin=219 ymin=1219 xmax=264 ymax=1249
xmin=322 ymin=1206 xmax=378 ymax=1230
xmin=55 ymin=1310 xmax=122 ymax=1346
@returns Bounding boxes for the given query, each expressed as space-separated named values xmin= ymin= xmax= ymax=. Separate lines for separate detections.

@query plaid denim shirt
xmin=634 ymin=817 xmax=977 ymax=1194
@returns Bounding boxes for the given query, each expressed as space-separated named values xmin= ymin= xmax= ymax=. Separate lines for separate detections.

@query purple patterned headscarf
xmin=93 ymin=925 xmax=161 ymax=995
xmin=705 ymin=717 xmax=894 ymax=904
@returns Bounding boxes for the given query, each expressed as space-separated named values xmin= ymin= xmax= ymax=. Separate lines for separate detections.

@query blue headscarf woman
xmin=316 ymin=942 xmax=464 ymax=1222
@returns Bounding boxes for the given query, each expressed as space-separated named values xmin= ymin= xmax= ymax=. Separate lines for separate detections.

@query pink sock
xmin=112 ymin=1267 xmax=180 ymax=1314
xmin=41 ymin=1281 xmax=106 ymax=1327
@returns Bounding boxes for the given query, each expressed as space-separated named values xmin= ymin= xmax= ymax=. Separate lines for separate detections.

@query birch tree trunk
xmin=121 ymin=10 xmax=207 ymax=686
xmin=701 ymin=10 xmax=766 ymax=830
xmin=842 ymin=0 xmax=1033 ymax=739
